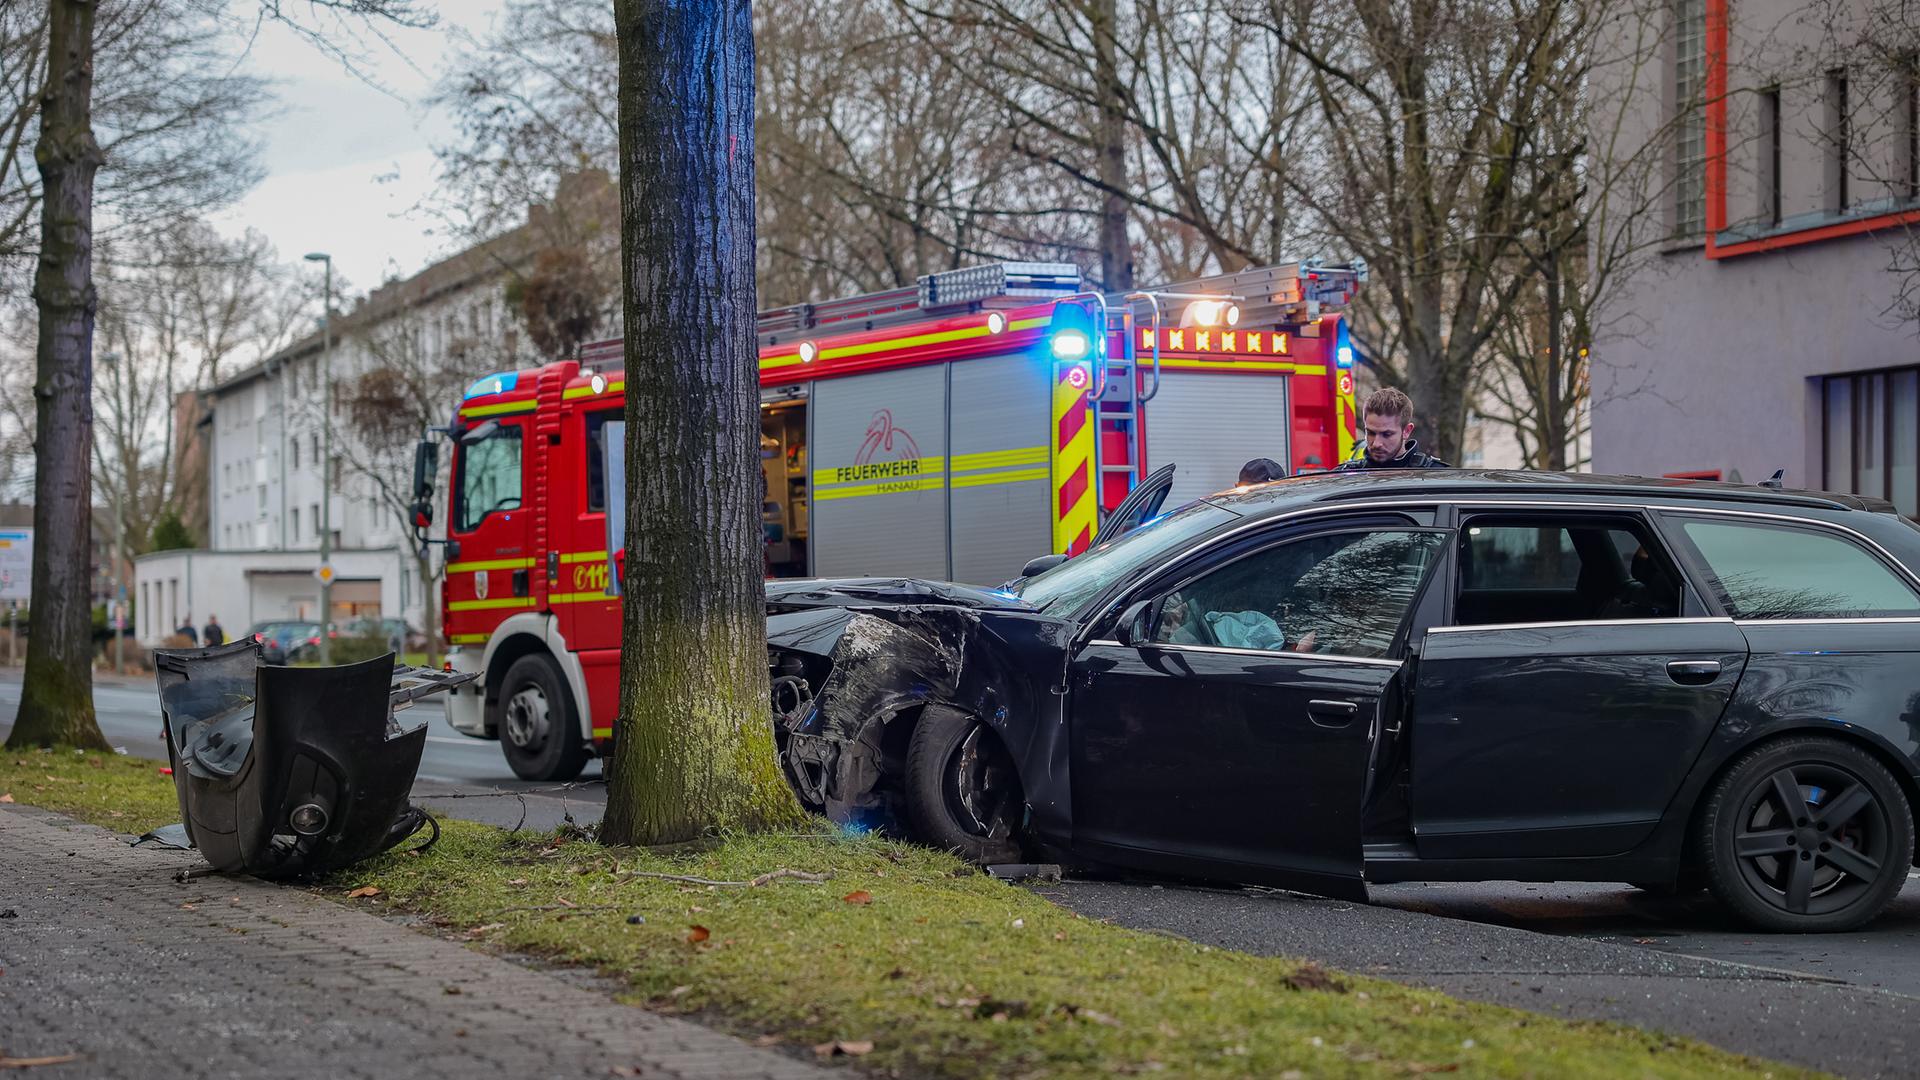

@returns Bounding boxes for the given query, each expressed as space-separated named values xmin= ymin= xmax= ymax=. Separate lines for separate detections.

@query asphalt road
xmin=0 ymin=667 xmax=606 ymax=833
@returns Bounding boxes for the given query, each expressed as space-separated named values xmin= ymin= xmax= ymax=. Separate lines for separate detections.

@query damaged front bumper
xmin=766 ymin=591 xmax=1063 ymax=839
xmin=154 ymin=640 xmax=477 ymax=879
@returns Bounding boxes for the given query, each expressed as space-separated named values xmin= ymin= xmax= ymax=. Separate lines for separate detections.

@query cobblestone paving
xmin=0 ymin=805 xmax=827 ymax=1079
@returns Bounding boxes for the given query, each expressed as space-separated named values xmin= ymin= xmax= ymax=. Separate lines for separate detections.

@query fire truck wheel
xmin=903 ymin=706 xmax=1024 ymax=865
xmin=499 ymin=653 xmax=589 ymax=782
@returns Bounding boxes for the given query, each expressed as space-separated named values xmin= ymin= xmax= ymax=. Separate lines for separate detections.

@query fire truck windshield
xmin=455 ymin=424 xmax=524 ymax=531
xmin=1012 ymin=501 xmax=1237 ymax=620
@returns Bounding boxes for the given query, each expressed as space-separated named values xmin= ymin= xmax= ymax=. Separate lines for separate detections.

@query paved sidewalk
xmin=0 ymin=805 xmax=827 ymax=1079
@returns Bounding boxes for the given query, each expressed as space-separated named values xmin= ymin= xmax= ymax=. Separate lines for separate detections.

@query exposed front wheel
xmin=1697 ymin=737 xmax=1912 ymax=932
xmin=902 ymin=706 xmax=1024 ymax=864
xmin=498 ymin=653 xmax=589 ymax=782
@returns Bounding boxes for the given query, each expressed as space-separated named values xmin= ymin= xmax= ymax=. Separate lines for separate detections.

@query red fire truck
xmin=428 ymin=260 xmax=1364 ymax=779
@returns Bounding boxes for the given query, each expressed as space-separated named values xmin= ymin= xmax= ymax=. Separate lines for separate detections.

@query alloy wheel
xmin=944 ymin=726 xmax=1017 ymax=840
xmin=1732 ymin=762 xmax=1892 ymax=917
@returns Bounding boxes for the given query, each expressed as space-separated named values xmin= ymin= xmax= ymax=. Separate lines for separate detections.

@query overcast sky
xmin=207 ymin=4 xmax=508 ymax=297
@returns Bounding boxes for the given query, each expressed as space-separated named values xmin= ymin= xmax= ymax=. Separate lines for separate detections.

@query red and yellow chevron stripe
xmin=1051 ymin=363 xmax=1097 ymax=555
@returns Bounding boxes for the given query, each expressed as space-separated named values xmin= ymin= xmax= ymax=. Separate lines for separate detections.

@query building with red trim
xmin=1591 ymin=0 xmax=1918 ymax=515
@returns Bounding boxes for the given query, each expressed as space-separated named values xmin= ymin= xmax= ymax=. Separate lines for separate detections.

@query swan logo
xmin=832 ymin=409 xmax=925 ymax=493
xmin=473 ymin=568 xmax=489 ymax=600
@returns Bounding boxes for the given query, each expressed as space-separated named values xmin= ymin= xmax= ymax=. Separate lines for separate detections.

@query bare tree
xmin=8 ymin=0 xmax=434 ymax=750
xmin=603 ymin=0 xmax=801 ymax=844
xmin=0 ymin=0 xmax=268 ymax=295
xmin=10 ymin=0 xmax=112 ymax=750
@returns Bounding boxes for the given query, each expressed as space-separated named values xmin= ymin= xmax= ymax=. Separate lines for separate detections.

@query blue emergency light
xmin=1049 ymin=300 xmax=1101 ymax=363
xmin=463 ymin=372 xmax=518 ymax=399
xmin=1335 ymin=321 xmax=1355 ymax=368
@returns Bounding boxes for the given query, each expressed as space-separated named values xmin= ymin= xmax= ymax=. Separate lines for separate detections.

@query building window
xmin=1760 ymin=86 xmax=1782 ymax=225
xmin=310 ymin=503 xmax=320 ymax=538
xmin=1823 ymin=366 xmax=1918 ymax=517
xmin=1673 ymin=0 xmax=1707 ymax=237
xmin=292 ymin=439 xmax=300 ymax=470
xmin=1826 ymin=68 xmax=1851 ymax=212
xmin=292 ymin=507 xmax=300 ymax=538
xmin=257 ymin=483 xmax=268 ymax=512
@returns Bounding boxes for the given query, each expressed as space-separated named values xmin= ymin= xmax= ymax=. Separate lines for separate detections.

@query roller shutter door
xmin=948 ymin=353 xmax=1052 ymax=585
xmin=1144 ymin=371 xmax=1291 ymax=508
xmin=809 ymin=366 xmax=950 ymax=579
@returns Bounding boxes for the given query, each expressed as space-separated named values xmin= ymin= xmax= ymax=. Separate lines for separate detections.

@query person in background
xmin=174 ymin=614 xmax=199 ymax=645
xmin=202 ymin=614 xmax=226 ymax=647
xmin=1337 ymin=387 xmax=1451 ymax=469
xmin=1237 ymin=457 xmax=1289 ymax=485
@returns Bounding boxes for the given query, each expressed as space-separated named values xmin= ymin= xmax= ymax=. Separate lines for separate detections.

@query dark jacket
xmin=174 ymin=623 xmax=199 ymax=645
xmin=202 ymin=622 xmax=226 ymax=646
xmin=1336 ymin=438 xmax=1451 ymax=470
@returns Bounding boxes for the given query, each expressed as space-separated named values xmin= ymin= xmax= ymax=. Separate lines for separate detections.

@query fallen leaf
xmin=178 ymin=903 xmax=198 ymax=912
xmin=1633 ymin=937 xmax=1657 ymax=945
xmin=555 ymin=897 xmax=576 ymax=908
xmin=842 ymin=890 xmax=873 ymax=905
xmin=812 ymin=1040 xmax=875 ymax=1058
xmin=0 ymin=794 xmax=13 ymax=804
xmin=608 ymin=1067 xmax=643 ymax=1077
xmin=346 ymin=886 xmax=382 ymax=899
xmin=685 ymin=925 xmax=710 ymax=944
xmin=0 ymin=1054 xmax=82 ymax=1068
xmin=752 ymin=1035 xmax=783 ymax=1047
xmin=443 ymin=985 xmax=463 ymax=995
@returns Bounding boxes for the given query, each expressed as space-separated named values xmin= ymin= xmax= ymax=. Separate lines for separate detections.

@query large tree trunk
xmin=603 ymin=0 xmax=800 ymax=845
xmin=9 ymin=0 xmax=108 ymax=752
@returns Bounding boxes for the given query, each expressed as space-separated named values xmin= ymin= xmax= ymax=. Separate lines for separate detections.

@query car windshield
xmin=1013 ymin=500 xmax=1239 ymax=619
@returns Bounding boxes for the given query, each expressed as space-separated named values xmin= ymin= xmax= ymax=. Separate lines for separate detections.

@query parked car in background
xmin=248 ymin=621 xmax=322 ymax=665
xmin=768 ymin=469 xmax=1920 ymax=933
xmin=342 ymin=616 xmax=412 ymax=655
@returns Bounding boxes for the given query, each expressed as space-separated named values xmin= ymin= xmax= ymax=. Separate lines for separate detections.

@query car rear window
xmin=1679 ymin=519 xmax=1920 ymax=619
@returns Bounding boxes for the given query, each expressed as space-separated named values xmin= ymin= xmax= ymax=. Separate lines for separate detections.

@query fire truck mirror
xmin=410 ymin=498 xmax=432 ymax=530
xmin=412 ymin=439 xmax=438 ymax=500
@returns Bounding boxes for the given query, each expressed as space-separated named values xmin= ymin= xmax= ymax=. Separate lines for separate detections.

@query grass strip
xmin=0 ymin=748 xmax=1814 ymax=1079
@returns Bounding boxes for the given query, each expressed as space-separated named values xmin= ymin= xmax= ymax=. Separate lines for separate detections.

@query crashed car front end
xmin=765 ymin=578 xmax=1076 ymax=848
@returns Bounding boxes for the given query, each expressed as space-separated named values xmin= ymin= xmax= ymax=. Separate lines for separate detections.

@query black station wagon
xmin=767 ymin=470 xmax=1920 ymax=932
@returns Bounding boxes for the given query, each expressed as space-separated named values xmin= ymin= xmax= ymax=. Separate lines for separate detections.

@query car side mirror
xmin=411 ymin=439 xmax=438 ymax=500
xmin=1020 ymin=553 xmax=1068 ymax=578
xmin=1112 ymin=599 xmax=1153 ymax=647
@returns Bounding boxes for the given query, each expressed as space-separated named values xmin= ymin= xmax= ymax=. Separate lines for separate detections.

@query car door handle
xmin=1666 ymin=660 xmax=1721 ymax=685
xmin=1307 ymin=699 xmax=1359 ymax=728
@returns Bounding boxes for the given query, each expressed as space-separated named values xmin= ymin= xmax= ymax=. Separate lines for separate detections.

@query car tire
xmin=902 ymin=706 xmax=1024 ymax=864
xmin=498 ymin=654 xmax=589 ymax=783
xmin=1697 ymin=736 xmax=1913 ymax=933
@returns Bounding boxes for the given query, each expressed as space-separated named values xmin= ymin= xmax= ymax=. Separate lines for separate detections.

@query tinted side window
xmin=1454 ymin=518 xmax=1682 ymax=626
xmin=1679 ymin=519 xmax=1920 ymax=618
xmin=1153 ymin=530 xmax=1444 ymax=659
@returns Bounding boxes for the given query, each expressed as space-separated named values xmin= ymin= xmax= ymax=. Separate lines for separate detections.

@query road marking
xmin=424 ymin=735 xmax=492 ymax=747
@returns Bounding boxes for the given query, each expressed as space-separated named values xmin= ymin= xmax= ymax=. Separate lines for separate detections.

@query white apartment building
xmin=131 ymin=189 xmax=594 ymax=643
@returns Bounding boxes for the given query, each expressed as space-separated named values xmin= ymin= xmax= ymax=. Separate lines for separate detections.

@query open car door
xmin=1098 ymin=463 xmax=1177 ymax=542
xmin=1066 ymin=518 xmax=1447 ymax=901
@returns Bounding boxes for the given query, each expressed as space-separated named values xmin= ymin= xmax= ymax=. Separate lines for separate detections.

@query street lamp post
xmin=305 ymin=252 xmax=334 ymax=664
xmin=101 ymin=351 xmax=124 ymax=675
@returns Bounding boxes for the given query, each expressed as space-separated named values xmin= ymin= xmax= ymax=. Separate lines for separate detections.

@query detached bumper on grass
xmin=154 ymin=639 xmax=476 ymax=879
